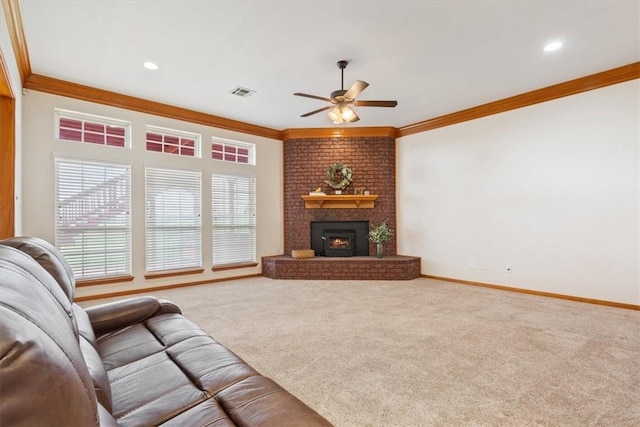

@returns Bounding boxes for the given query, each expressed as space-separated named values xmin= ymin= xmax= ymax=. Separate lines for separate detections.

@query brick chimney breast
xmin=283 ymin=136 xmax=396 ymax=256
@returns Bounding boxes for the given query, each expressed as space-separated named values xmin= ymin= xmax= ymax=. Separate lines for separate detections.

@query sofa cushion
xmin=109 ymin=351 xmax=206 ymax=425
xmin=0 ymin=236 xmax=76 ymax=301
xmin=97 ymin=313 xmax=262 ymax=425
xmin=167 ymin=335 xmax=258 ymax=395
xmin=73 ymin=304 xmax=115 ymax=412
xmin=80 ymin=334 xmax=114 ymax=413
xmin=218 ymin=375 xmax=333 ymax=427
xmin=159 ymin=397 xmax=236 ymax=426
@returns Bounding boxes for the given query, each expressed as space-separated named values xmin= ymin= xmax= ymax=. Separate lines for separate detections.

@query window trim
xmin=144 ymin=267 xmax=205 ymax=279
xmin=211 ymin=262 xmax=258 ymax=272
xmin=77 ymin=275 xmax=134 ymax=287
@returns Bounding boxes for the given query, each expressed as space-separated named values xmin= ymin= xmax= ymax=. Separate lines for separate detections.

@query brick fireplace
xmin=262 ymin=128 xmax=421 ymax=280
xmin=282 ymin=133 xmax=397 ymax=255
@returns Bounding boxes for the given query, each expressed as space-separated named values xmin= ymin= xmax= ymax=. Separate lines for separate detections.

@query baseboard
xmin=73 ymin=273 xmax=263 ymax=302
xmin=75 ymin=272 xmax=640 ymax=310
xmin=422 ymin=274 xmax=640 ymax=311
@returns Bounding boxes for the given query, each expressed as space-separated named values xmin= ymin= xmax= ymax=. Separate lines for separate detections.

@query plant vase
xmin=367 ymin=221 xmax=393 ymax=259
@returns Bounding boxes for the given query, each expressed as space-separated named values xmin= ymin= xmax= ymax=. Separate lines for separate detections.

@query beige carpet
xmin=84 ymin=277 xmax=640 ymax=426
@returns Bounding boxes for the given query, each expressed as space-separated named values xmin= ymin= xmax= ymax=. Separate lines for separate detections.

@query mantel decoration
xmin=367 ymin=221 xmax=394 ymax=258
xmin=325 ymin=162 xmax=353 ymax=194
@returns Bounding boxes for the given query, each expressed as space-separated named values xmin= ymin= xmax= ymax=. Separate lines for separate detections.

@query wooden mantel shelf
xmin=301 ymin=194 xmax=378 ymax=209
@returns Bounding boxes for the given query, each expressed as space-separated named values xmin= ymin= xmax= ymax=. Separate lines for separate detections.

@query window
xmin=146 ymin=125 xmax=200 ymax=157
xmin=55 ymin=109 xmax=129 ymax=148
xmin=55 ymin=158 xmax=131 ymax=279
xmin=145 ymin=167 xmax=202 ymax=272
xmin=211 ymin=138 xmax=254 ymax=164
xmin=212 ymin=174 xmax=256 ymax=266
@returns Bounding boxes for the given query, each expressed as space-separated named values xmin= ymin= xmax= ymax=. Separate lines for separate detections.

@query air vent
xmin=229 ymin=86 xmax=256 ymax=98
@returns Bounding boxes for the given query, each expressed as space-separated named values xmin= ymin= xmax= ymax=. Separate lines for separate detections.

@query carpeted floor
xmin=84 ymin=277 xmax=640 ymax=426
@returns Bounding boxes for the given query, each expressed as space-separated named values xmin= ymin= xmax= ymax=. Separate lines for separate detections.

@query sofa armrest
xmin=85 ymin=296 xmax=181 ymax=336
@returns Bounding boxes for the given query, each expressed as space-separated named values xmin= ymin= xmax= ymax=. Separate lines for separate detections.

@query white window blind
xmin=55 ymin=158 xmax=131 ymax=279
xmin=212 ymin=174 xmax=256 ymax=266
xmin=145 ymin=167 xmax=202 ymax=272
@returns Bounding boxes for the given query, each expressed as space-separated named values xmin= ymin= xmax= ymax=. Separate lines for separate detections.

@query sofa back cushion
xmin=0 ymin=246 xmax=100 ymax=426
xmin=0 ymin=236 xmax=76 ymax=301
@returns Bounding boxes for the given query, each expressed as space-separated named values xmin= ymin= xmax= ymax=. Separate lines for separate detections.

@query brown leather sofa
xmin=0 ymin=236 xmax=332 ymax=426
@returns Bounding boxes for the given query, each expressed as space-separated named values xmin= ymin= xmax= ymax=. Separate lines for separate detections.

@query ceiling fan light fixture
xmin=328 ymin=105 xmax=357 ymax=124
xmin=341 ymin=106 xmax=356 ymax=122
xmin=328 ymin=107 xmax=343 ymax=124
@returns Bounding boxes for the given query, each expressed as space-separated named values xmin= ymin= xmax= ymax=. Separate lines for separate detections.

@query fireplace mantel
xmin=301 ymin=194 xmax=378 ymax=209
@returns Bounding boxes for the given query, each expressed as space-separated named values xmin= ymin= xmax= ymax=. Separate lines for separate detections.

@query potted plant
xmin=367 ymin=221 xmax=394 ymax=258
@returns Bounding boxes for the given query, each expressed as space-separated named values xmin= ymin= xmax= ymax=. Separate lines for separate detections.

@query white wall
xmin=1 ymin=3 xmax=24 ymax=235
xmin=397 ymin=80 xmax=640 ymax=305
xmin=21 ymin=91 xmax=284 ymax=298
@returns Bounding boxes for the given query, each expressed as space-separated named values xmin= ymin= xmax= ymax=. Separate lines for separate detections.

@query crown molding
xmin=2 ymin=0 xmax=30 ymax=85
xmin=5 ymin=0 xmax=637 ymax=140
xmin=24 ymin=74 xmax=282 ymax=140
xmin=399 ymin=62 xmax=640 ymax=137
xmin=282 ymin=126 xmax=399 ymax=140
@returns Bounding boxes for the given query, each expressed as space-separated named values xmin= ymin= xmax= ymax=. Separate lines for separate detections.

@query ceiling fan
xmin=294 ymin=60 xmax=398 ymax=124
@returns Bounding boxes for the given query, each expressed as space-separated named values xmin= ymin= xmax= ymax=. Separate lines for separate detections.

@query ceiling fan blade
xmin=354 ymin=100 xmax=398 ymax=108
xmin=294 ymin=92 xmax=334 ymax=103
xmin=344 ymin=80 xmax=369 ymax=100
xmin=300 ymin=105 xmax=333 ymax=117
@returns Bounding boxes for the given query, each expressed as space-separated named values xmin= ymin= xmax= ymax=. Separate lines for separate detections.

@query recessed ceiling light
xmin=543 ymin=41 xmax=563 ymax=52
xmin=143 ymin=61 xmax=159 ymax=70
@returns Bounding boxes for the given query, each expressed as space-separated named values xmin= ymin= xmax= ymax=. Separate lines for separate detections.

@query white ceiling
xmin=18 ymin=0 xmax=640 ymax=131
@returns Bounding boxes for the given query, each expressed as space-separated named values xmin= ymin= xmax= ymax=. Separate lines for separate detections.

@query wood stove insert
xmin=311 ymin=221 xmax=369 ymax=257
xmin=323 ymin=231 xmax=356 ymax=257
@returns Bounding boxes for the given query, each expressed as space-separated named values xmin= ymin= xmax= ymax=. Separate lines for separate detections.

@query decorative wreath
xmin=325 ymin=162 xmax=353 ymax=190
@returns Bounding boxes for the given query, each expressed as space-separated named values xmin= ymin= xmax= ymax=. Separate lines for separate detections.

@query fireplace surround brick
xmin=283 ymin=136 xmax=397 ymax=255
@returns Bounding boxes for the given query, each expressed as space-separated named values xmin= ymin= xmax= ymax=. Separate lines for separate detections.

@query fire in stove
xmin=322 ymin=231 xmax=356 ymax=257
xmin=329 ymin=237 xmax=350 ymax=248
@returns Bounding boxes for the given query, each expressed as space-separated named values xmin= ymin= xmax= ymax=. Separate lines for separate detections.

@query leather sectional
xmin=0 ymin=236 xmax=332 ymax=426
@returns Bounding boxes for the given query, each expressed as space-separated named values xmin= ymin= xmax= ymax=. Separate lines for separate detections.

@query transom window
xmin=146 ymin=125 xmax=201 ymax=157
xmin=55 ymin=109 xmax=130 ymax=148
xmin=211 ymin=138 xmax=254 ymax=164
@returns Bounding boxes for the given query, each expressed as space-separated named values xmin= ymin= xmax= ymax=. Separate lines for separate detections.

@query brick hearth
xmin=262 ymin=255 xmax=421 ymax=280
